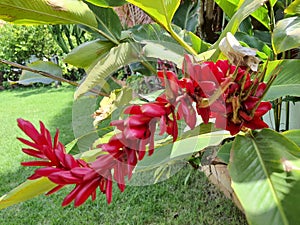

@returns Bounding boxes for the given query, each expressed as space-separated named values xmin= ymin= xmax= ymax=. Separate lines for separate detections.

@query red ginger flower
xmin=17 ymin=118 xmax=113 ymax=207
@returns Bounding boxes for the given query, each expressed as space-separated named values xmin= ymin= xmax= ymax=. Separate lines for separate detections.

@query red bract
xmin=181 ymin=55 xmax=273 ymax=135
xmin=17 ymin=119 xmax=114 ymax=207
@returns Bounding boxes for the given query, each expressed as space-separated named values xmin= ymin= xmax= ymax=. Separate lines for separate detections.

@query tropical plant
xmin=0 ymin=1 xmax=300 ymax=225
xmin=0 ymin=23 xmax=62 ymax=81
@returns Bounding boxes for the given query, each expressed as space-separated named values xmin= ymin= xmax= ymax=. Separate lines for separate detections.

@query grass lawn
xmin=0 ymin=85 xmax=246 ymax=225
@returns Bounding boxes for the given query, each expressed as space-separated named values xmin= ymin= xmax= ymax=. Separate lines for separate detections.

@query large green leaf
xmin=229 ymin=129 xmax=300 ymax=225
xmin=235 ymin=32 xmax=274 ymax=59
xmin=0 ymin=0 xmax=97 ymax=28
xmin=126 ymin=0 xmax=180 ymax=32
xmin=210 ymin=0 xmax=267 ymax=60
xmin=126 ymin=0 xmax=200 ymax=55
xmin=19 ymin=61 xmax=62 ymax=85
xmin=63 ymin=39 xmax=115 ymax=69
xmin=215 ymin=0 xmax=272 ymax=30
xmin=74 ymin=42 xmax=141 ymax=98
xmin=85 ymin=0 xmax=126 ymax=7
xmin=142 ymin=41 xmax=184 ymax=67
xmin=85 ymin=3 xmax=122 ymax=42
xmin=264 ymin=60 xmax=300 ymax=100
xmin=272 ymin=16 xmax=300 ymax=54
xmin=285 ymin=0 xmax=300 ymax=16
xmin=129 ymin=23 xmax=178 ymax=43
xmin=129 ymin=23 xmax=209 ymax=65
xmin=283 ymin=130 xmax=300 ymax=147
xmin=173 ymin=0 xmax=200 ymax=33
xmin=170 ymin=131 xmax=231 ymax=158
xmin=130 ymin=23 xmax=210 ymax=52
xmin=0 ymin=178 xmax=56 ymax=210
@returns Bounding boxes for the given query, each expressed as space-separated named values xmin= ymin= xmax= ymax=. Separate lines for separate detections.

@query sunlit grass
xmin=0 ymin=85 xmax=246 ymax=225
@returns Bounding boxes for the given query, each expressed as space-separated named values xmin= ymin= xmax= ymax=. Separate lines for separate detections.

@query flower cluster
xmin=18 ymin=55 xmax=273 ymax=207
xmin=181 ymin=55 xmax=272 ymax=135
xmin=17 ymin=119 xmax=113 ymax=207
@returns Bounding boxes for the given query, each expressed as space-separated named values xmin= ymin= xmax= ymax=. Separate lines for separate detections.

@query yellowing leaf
xmin=0 ymin=178 xmax=56 ymax=210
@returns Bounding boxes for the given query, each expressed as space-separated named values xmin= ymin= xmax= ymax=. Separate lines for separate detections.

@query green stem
xmin=169 ymin=28 xmax=198 ymax=56
xmin=268 ymin=1 xmax=275 ymax=32
xmin=285 ymin=97 xmax=290 ymax=131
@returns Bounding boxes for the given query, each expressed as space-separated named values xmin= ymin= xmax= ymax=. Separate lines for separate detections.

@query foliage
xmin=0 ymin=24 xmax=62 ymax=81
xmin=0 ymin=0 xmax=300 ymax=225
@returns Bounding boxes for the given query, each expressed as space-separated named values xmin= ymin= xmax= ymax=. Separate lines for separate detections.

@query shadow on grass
xmin=47 ymin=98 xmax=75 ymax=144
xmin=10 ymin=85 xmax=75 ymax=98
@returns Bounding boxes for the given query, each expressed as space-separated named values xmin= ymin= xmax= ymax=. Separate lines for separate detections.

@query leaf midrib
xmin=251 ymin=135 xmax=289 ymax=225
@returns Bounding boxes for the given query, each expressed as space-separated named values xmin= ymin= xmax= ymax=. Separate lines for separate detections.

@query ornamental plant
xmin=1 ymin=1 xmax=300 ymax=225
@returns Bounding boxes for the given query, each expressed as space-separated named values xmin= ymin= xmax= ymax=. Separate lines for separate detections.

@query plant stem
xmin=169 ymin=28 xmax=198 ymax=56
xmin=0 ymin=59 xmax=109 ymax=97
xmin=285 ymin=97 xmax=290 ymax=131
xmin=273 ymin=98 xmax=282 ymax=131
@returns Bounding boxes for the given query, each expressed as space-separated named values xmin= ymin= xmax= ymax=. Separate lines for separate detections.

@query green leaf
xmin=0 ymin=0 xmax=97 ymax=28
xmin=217 ymin=141 xmax=233 ymax=164
xmin=171 ymin=131 xmax=231 ymax=158
xmin=285 ymin=0 xmax=300 ymax=16
xmin=264 ymin=60 xmax=300 ymax=100
xmin=272 ymin=16 xmax=300 ymax=54
xmin=126 ymin=0 xmax=180 ymax=33
xmin=173 ymin=0 xmax=200 ymax=33
xmin=214 ymin=0 xmax=242 ymax=18
xmin=18 ymin=61 xmax=62 ymax=85
xmin=251 ymin=5 xmax=270 ymax=30
xmin=235 ymin=32 xmax=274 ymax=59
xmin=65 ymin=138 xmax=79 ymax=153
xmin=283 ymin=130 xmax=300 ymax=147
xmin=210 ymin=0 xmax=267 ymax=60
xmin=129 ymin=23 xmax=177 ymax=43
xmin=187 ymin=32 xmax=211 ymax=54
xmin=229 ymin=129 xmax=300 ymax=225
xmin=85 ymin=0 xmax=126 ymax=7
xmin=0 ymin=178 xmax=56 ymax=210
xmin=129 ymin=23 xmax=209 ymax=65
xmin=142 ymin=41 xmax=184 ymax=66
xmin=215 ymin=0 xmax=271 ymax=29
xmin=74 ymin=42 xmax=141 ymax=98
xmin=63 ymin=39 xmax=115 ymax=69
xmin=85 ymin=3 xmax=122 ymax=42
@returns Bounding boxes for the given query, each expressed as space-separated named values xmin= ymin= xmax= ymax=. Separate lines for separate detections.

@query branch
xmin=0 ymin=59 xmax=109 ymax=97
